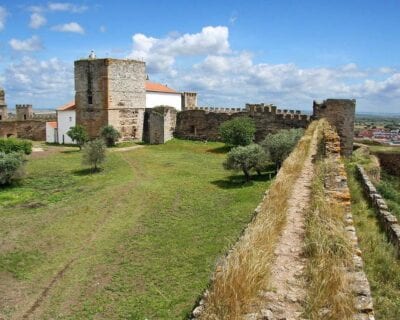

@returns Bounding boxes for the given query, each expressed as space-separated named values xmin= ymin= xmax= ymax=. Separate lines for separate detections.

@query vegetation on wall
xmin=201 ymin=120 xmax=320 ymax=319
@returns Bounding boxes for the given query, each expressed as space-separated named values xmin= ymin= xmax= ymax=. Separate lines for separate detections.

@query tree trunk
xmin=243 ymin=169 xmax=251 ymax=181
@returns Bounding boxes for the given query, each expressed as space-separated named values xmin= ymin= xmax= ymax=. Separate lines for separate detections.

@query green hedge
xmin=0 ymin=138 xmax=32 ymax=155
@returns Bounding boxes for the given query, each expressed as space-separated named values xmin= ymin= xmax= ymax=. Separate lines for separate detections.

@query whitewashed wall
xmin=46 ymin=123 xmax=57 ymax=143
xmin=57 ymin=110 xmax=76 ymax=144
xmin=146 ymin=92 xmax=182 ymax=111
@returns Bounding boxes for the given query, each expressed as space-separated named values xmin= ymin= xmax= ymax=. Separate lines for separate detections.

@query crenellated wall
xmin=175 ymin=103 xmax=311 ymax=142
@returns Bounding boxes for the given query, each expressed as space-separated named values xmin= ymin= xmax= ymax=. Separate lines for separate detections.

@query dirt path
xmin=257 ymin=129 xmax=318 ymax=320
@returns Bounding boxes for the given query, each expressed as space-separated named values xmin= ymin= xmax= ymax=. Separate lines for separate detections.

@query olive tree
xmin=223 ymin=144 xmax=267 ymax=181
xmin=67 ymin=125 xmax=88 ymax=150
xmin=261 ymin=128 xmax=304 ymax=169
xmin=100 ymin=125 xmax=121 ymax=147
xmin=219 ymin=117 xmax=256 ymax=147
xmin=0 ymin=152 xmax=25 ymax=185
xmin=82 ymin=139 xmax=106 ymax=172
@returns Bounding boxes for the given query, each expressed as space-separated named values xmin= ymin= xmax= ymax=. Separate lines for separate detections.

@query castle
xmin=0 ymin=55 xmax=356 ymax=155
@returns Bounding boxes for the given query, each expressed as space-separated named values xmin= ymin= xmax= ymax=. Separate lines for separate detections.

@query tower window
xmin=88 ymin=94 xmax=93 ymax=105
xmin=24 ymin=114 xmax=27 ymax=120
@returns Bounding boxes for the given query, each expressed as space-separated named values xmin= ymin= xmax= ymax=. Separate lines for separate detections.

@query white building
xmin=46 ymin=101 xmax=76 ymax=144
xmin=145 ymin=81 xmax=182 ymax=111
xmin=46 ymin=81 xmax=183 ymax=144
xmin=46 ymin=121 xmax=58 ymax=143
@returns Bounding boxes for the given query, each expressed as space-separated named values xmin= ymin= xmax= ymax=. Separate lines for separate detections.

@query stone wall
xmin=75 ymin=58 xmax=146 ymax=139
xmin=323 ymin=126 xmax=375 ymax=320
xmin=357 ymin=164 xmax=400 ymax=256
xmin=313 ymin=99 xmax=356 ymax=157
xmin=374 ymin=152 xmax=400 ymax=176
xmin=175 ymin=103 xmax=310 ymax=142
xmin=0 ymin=120 xmax=46 ymax=140
xmin=144 ymin=106 xmax=177 ymax=144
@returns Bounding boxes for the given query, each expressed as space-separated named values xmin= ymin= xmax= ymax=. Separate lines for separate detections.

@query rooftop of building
xmin=145 ymin=81 xmax=179 ymax=94
xmin=57 ymin=101 xmax=76 ymax=111
xmin=47 ymin=121 xmax=57 ymax=128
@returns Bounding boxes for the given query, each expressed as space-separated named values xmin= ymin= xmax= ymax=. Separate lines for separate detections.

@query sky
xmin=0 ymin=0 xmax=399 ymax=113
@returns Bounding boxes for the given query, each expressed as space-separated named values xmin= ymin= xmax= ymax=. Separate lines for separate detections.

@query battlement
xmin=16 ymin=104 xmax=33 ymax=109
xmin=193 ymin=106 xmax=245 ymax=113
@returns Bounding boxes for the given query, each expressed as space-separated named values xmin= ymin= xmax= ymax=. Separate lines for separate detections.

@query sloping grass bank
xmin=346 ymin=164 xmax=400 ymax=319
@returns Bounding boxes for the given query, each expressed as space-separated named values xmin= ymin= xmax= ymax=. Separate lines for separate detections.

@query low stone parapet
xmin=356 ymin=164 xmax=400 ymax=256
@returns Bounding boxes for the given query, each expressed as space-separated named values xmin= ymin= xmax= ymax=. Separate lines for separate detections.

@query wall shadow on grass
xmin=211 ymin=172 xmax=275 ymax=189
xmin=206 ymin=145 xmax=231 ymax=154
xmin=72 ymin=168 xmax=102 ymax=176
xmin=61 ymin=149 xmax=80 ymax=154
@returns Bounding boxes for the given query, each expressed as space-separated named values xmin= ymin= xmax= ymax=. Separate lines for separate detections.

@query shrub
xmin=0 ymin=152 xmax=25 ymax=185
xmin=219 ymin=117 xmax=256 ymax=147
xmin=223 ymin=144 xmax=267 ymax=181
xmin=82 ymin=139 xmax=106 ymax=171
xmin=100 ymin=125 xmax=121 ymax=147
xmin=0 ymin=138 xmax=32 ymax=155
xmin=67 ymin=125 xmax=88 ymax=150
xmin=261 ymin=128 xmax=304 ymax=169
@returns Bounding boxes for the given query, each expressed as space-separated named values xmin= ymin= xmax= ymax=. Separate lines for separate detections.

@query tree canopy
xmin=219 ymin=117 xmax=256 ymax=147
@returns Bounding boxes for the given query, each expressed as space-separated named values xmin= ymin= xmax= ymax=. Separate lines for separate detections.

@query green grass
xmin=377 ymin=172 xmax=400 ymax=219
xmin=0 ymin=139 xmax=270 ymax=319
xmin=346 ymin=163 xmax=400 ymax=319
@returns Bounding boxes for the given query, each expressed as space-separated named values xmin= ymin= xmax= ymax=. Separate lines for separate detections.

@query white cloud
xmin=9 ymin=36 xmax=43 ymax=52
xmin=3 ymin=56 xmax=74 ymax=107
xmin=29 ymin=12 xmax=47 ymax=29
xmin=129 ymin=26 xmax=230 ymax=74
xmin=48 ymin=2 xmax=88 ymax=13
xmin=52 ymin=22 xmax=85 ymax=34
xmin=130 ymin=26 xmax=400 ymax=112
xmin=0 ymin=6 xmax=7 ymax=31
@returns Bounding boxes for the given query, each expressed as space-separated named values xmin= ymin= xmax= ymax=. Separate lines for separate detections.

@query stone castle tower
xmin=313 ymin=99 xmax=356 ymax=156
xmin=16 ymin=104 xmax=33 ymax=121
xmin=0 ymin=88 xmax=7 ymax=121
xmin=75 ymin=57 xmax=146 ymax=139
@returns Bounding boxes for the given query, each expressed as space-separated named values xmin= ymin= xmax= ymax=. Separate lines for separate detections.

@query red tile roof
xmin=47 ymin=121 xmax=57 ymax=129
xmin=145 ymin=81 xmax=178 ymax=94
xmin=57 ymin=101 xmax=76 ymax=111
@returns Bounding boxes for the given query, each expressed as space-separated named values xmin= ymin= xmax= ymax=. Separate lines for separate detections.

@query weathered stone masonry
xmin=75 ymin=58 xmax=146 ymax=140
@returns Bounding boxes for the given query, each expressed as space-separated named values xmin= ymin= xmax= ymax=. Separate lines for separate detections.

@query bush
xmin=67 ymin=125 xmax=88 ymax=150
xmin=219 ymin=117 xmax=256 ymax=147
xmin=0 ymin=152 xmax=25 ymax=185
xmin=82 ymin=139 xmax=106 ymax=171
xmin=0 ymin=138 xmax=32 ymax=155
xmin=100 ymin=125 xmax=121 ymax=147
xmin=223 ymin=144 xmax=267 ymax=181
xmin=261 ymin=128 xmax=304 ymax=169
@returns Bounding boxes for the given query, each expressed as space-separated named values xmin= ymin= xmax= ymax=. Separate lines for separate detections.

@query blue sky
xmin=0 ymin=0 xmax=399 ymax=113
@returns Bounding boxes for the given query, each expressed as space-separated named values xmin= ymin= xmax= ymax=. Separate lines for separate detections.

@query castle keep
xmin=75 ymin=58 xmax=146 ymax=140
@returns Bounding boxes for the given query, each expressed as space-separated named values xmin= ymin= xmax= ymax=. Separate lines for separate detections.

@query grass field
xmin=377 ymin=172 xmax=400 ymax=219
xmin=0 ymin=139 xmax=271 ymax=319
xmin=346 ymin=164 xmax=400 ymax=319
